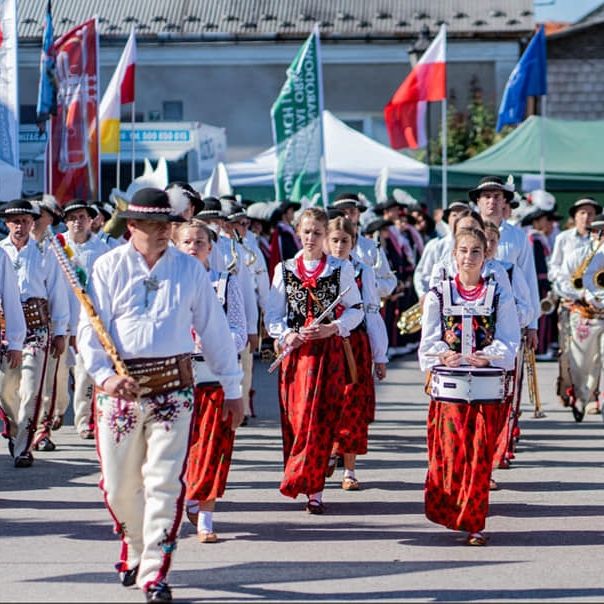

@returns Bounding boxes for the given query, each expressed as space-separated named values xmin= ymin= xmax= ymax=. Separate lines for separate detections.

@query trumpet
xmin=540 ymin=291 xmax=558 ymax=316
xmin=524 ymin=344 xmax=545 ymax=418
xmin=397 ymin=302 xmax=422 ymax=335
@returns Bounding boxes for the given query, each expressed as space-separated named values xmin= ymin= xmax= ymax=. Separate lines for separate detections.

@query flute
xmin=268 ymin=285 xmax=351 ymax=374
xmin=47 ymin=229 xmax=131 ymax=380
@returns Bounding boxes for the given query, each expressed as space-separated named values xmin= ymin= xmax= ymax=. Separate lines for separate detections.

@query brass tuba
xmin=397 ymin=302 xmax=422 ymax=335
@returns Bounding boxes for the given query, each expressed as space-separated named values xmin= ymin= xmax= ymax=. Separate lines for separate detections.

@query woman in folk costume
xmin=419 ymin=227 xmax=520 ymax=546
xmin=325 ymin=216 xmax=388 ymax=490
xmin=173 ymin=220 xmax=247 ymax=543
xmin=266 ymin=207 xmax=363 ymax=514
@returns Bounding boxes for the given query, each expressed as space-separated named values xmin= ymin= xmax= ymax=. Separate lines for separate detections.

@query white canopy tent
xmin=0 ymin=159 xmax=23 ymax=201
xmin=226 ymin=110 xmax=429 ymax=188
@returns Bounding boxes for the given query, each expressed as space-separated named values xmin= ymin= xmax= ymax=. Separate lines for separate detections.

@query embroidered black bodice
xmin=283 ymin=265 xmax=341 ymax=331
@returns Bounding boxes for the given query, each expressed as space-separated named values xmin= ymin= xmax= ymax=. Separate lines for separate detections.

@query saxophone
xmin=226 ymin=236 xmax=239 ymax=274
xmin=234 ymin=230 xmax=258 ymax=268
xmin=572 ymin=233 xmax=604 ymax=289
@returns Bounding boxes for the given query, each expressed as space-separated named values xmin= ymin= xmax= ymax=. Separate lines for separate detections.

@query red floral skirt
xmin=278 ymin=337 xmax=347 ymax=498
xmin=185 ymin=385 xmax=234 ymax=502
xmin=425 ymin=399 xmax=500 ymax=533
xmin=334 ymin=328 xmax=375 ymax=455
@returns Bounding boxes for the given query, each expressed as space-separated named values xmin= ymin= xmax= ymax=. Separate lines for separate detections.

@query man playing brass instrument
xmin=556 ymin=198 xmax=604 ymax=422
xmin=549 ymin=197 xmax=602 ymax=409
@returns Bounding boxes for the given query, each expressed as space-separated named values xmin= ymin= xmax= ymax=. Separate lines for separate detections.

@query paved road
xmin=2 ymin=355 xmax=604 ymax=603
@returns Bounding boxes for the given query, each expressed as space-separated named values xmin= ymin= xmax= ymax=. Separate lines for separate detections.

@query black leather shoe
xmin=118 ymin=565 xmax=139 ymax=587
xmin=145 ymin=582 xmax=172 ymax=602
xmin=34 ymin=437 xmax=56 ymax=452
xmin=8 ymin=438 xmax=14 ymax=458
xmin=572 ymin=405 xmax=585 ymax=422
xmin=14 ymin=452 xmax=34 ymax=468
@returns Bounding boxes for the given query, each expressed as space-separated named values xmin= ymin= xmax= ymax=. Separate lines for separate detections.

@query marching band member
xmin=0 ymin=200 xmax=69 ymax=468
xmin=549 ymin=197 xmax=602 ymax=407
xmin=266 ymin=207 xmax=363 ymax=514
xmin=77 ymin=188 xmax=243 ymax=602
xmin=268 ymin=200 xmax=302 ymax=281
xmin=419 ymin=227 xmax=520 ymax=546
xmin=326 ymin=216 xmax=388 ymax=490
xmin=557 ymin=208 xmax=604 ymax=422
xmin=29 ymin=196 xmax=69 ymax=451
xmin=61 ymin=200 xmax=110 ymax=441
xmin=414 ymin=200 xmax=470 ymax=300
xmin=331 ymin=192 xmax=397 ymax=299
xmin=173 ymin=220 xmax=246 ymax=544
xmin=472 ymin=176 xmax=540 ymax=347
xmin=220 ymin=198 xmax=260 ymax=424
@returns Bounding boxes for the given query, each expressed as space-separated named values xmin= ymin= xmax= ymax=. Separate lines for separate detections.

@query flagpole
xmin=48 ymin=119 xmax=53 ymax=195
xmin=130 ymin=101 xmax=135 ymax=183
xmin=314 ymin=23 xmax=329 ymax=207
xmin=116 ymin=142 xmax=121 ymax=190
xmin=441 ymin=98 xmax=447 ymax=209
xmin=441 ymin=25 xmax=448 ymax=210
xmin=539 ymin=95 xmax=546 ymax=190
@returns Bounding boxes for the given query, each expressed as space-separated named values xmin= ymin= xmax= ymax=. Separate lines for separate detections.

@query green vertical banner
xmin=271 ymin=24 xmax=327 ymax=205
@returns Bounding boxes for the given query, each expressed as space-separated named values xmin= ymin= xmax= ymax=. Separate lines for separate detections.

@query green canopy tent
xmin=438 ymin=116 xmax=604 ymax=213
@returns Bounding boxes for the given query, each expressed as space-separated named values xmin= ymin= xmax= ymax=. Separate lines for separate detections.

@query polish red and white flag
xmin=384 ymin=25 xmax=446 ymax=150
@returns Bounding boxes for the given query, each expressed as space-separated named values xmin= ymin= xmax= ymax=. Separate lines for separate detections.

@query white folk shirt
xmin=497 ymin=221 xmax=540 ymax=330
xmin=244 ymin=230 xmax=270 ymax=313
xmin=558 ymin=245 xmax=604 ymax=309
xmin=266 ymin=253 xmax=364 ymax=344
xmin=414 ymin=234 xmax=452 ymax=298
xmin=419 ymin=277 xmax=520 ymax=372
xmin=208 ymin=268 xmax=247 ymax=353
xmin=0 ymin=236 xmax=69 ymax=335
xmin=548 ymin=228 xmax=591 ymax=296
xmin=66 ymin=232 xmax=110 ymax=333
xmin=0 ymin=249 xmax=26 ymax=350
xmin=217 ymin=233 xmax=259 ymax=335
xmin=355 ymin=260 xmax=389 ymax=364
xmin=353 ymin=235 xmax=397 ymax=298
xmin=77 ymin=243 xmax=243 ymax=398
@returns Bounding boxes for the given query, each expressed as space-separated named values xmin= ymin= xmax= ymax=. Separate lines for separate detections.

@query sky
xmin=534 ymin=0 xmax=603 ymax=23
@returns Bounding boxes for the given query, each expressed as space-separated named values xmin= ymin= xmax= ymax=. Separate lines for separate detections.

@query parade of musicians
xmin=1 ymin=1 xmax=604 ymax=602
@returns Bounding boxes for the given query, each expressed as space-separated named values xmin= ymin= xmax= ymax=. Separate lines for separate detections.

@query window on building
xmin=163 ymin=101 xmax=183 ymax=121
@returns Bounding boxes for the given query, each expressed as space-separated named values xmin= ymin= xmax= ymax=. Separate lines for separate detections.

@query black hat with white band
xmin=0 ymin=199 xmax=41 ymax=220
xmin=63 ymin=199 xmax=98 ymax=220
xmin=468 ymin=175 xmax=514 ymax=203
xmin=194 ymin=197 xmax=225 ymax=220
xmin=119 ymin=187 xmax=188 ymax=222
xmin=568 ymin=197 xmax=603 ymax=218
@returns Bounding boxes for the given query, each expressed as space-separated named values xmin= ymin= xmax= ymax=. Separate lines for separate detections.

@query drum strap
xmin=441 ymin=278 xmax=497 ymax=357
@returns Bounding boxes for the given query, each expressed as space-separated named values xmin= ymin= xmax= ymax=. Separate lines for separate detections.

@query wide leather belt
xmin=124 ymin=354 xmax=193 ymax=397
xmin=0 ymin=297 xmax=49 ymax=332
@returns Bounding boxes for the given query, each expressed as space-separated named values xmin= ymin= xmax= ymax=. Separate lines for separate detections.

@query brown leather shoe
xmin=198 ymin=531 xmax=218 ymax=543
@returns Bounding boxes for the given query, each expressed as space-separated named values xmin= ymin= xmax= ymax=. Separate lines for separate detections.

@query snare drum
xmin=430 ymin=365 xmax=506 ymax=404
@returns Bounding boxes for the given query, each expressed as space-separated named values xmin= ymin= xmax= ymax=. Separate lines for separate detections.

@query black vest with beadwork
xmin=430 ymin=278 xmax=499 ymax=353
xmin=283 ymin=264 xmax=341 ymax=331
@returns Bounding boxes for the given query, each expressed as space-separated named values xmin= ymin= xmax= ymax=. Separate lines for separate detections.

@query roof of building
xmin=546 ymin=2 xmax=604 ymax=40
xmin=17 ymin=0 xmax=534 ymax=43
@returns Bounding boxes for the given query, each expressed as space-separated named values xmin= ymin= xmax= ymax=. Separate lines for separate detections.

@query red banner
xmin=48 ymin=18 xmax=99 ymax=205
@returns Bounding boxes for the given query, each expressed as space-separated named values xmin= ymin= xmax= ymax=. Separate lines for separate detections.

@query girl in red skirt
xmin=326 ymin=216 xmax=388 ymax=490
xmin=418 ymin=227 xmax=520 ymax=546
xmin=174 ymin=220 xmax=247 ymax=542
xmin=266 ymin=207 xmax=363 ymax=514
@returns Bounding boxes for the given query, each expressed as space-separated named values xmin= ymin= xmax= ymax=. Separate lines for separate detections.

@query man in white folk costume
xmin=77 ymin=187 xmax=244 ymax=602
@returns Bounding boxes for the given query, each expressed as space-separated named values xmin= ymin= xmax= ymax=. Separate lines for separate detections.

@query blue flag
xmin=35 ymin=0 xmax=57 ymax=133
xmin=496 ymin=26 xmax=547 ymax=131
